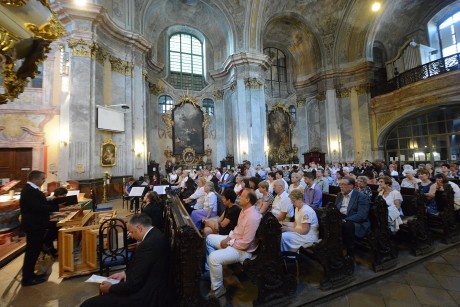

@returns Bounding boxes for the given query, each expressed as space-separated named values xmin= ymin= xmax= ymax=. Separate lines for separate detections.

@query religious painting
xmin=172 ymin=99 xmax=205 ymax=155
xmin=268 ymin=105 xmax=292 ymax=164
xmin=100 ymin=139 xmax=117 ymax=166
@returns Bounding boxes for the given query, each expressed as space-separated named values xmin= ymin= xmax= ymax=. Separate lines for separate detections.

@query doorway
xmin=0 ymin=148 xmax=33 ymax=189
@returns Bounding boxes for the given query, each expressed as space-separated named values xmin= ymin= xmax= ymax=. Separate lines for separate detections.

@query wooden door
xmin=0 ymin=148 xmax=32 ymax=189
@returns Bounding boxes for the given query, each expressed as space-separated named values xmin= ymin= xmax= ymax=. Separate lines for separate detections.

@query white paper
xmin=153 ymin=185 xmax=169 ymax=195
xmin=67 ymin=190 xmax=80 ymax=196
xmin=129 ymin=187 xmax=146 ymax=197
xmin=85 ymin=274 xmax=120 ymax=284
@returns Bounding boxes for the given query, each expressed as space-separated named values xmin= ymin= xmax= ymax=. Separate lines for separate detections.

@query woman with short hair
xmin=256 ymin=181 xmax=274 ymax=214
xmin=400 ymin=170 xmax=421 ymax=190
xmin=356 ymin=176 xmax=372 ymax=201
xmin=202 ymin=189 xmax=241 ymax=237
xmin=280 ymin=189 xmax=319 ymax=252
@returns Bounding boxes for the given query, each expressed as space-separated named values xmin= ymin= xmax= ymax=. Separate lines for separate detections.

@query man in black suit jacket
xmin=335 ymin=176 xmax=370 ymax=258
xmin=20 ymin=170 xmax=60 ymax=286
xmin=81 ymin=214 xmax=170 ymax=307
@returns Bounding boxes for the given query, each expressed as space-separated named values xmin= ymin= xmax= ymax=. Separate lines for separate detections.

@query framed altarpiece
xmin=267 ymin=102 xmax=294 ymax=165
xmin=162 ymin=95 xmax=211 ymax=167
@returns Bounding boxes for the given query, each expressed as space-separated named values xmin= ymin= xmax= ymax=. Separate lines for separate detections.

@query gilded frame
xmin=100 ymin=139 xmax=117 ymax=167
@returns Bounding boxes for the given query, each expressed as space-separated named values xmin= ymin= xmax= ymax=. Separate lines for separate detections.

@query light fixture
xmin=371 ymin=2 xmax=381 ymax=12
xmin=74 ymin=0 xmax=87 ymax=6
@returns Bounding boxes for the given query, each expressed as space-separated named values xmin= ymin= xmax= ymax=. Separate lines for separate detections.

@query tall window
xmin=202 ymin=98 xmax=214 ymax=116
xmin=169 ymin=33 xmax=205 ymax=91
xmin=289 ymin=105 xmax=296 ymax=120
xmin=264 ymin=47 xmax=288 ymax=98
xmin=438 ymin=11 xmax=460 ymax=57
xmin=159 ymin=95 xmax=174 ymax=113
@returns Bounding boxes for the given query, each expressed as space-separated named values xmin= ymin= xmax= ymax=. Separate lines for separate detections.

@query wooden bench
xmin=239 ymin=212 xmax=297 ymax=305
xmin=427 ymin=185 xmax=460 ymax=244
xmin=164 ymin=194 xmax=207 ymax=307
xmin=298 ymin=203 xmax=354 ymax=290
xmin=396 ymin=191 xmax=434 ymax=256
xmin=356 ymin=196 xmax=398 ymax=272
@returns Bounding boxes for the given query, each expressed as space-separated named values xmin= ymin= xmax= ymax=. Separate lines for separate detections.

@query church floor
xmin=1 ymin=199 xmax=460 ymax=307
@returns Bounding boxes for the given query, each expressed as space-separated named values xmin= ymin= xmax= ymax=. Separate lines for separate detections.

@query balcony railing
xmin=371 ymin=52 xmax=460 ymax=97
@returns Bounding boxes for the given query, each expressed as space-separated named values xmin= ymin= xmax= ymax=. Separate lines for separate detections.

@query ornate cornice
xmin=109 ymin=55 xmax=133 ymax=76
xmin=209 ymin=52 xmax=271 ymax=80
xmin=244 ymin=78 xmax=263 ymax=89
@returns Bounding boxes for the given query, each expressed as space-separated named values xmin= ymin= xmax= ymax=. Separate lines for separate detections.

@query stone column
xmin=213 ymin=90 xmax=227 ymax=164
xmin=325 ymin=89 xmax=341 ymax=162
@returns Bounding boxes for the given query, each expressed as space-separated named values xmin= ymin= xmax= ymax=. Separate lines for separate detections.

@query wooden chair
xmin=98 ymin=218 xmax=131 ymax=276
xmin=67 ymin=180 xmax=80 ymax=190
xmin=47 ymin=181 xmax=59 ymax=194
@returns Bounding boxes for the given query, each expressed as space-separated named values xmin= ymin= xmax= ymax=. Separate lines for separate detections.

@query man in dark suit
xmin=335 ymin=176 xmax=370 ymax=258
xmin=20 ymin=170 xmax=60 ymax=286
xmin=81 ymin=214 xmax=170 ymax=307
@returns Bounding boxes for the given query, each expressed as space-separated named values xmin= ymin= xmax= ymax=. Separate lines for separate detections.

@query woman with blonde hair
xmin=280 ymin=189 xmax=319 ymax=252
xmin=256 ymin=181 xmax=274 ymax=214
xmin=191 ymin=181 xmax=217 ymax=230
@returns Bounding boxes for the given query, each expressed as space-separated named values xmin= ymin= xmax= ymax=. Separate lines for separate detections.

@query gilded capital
xmin=244 ymin=77 xmax=263 ymax=89
xmin=336 ymin=87 xmax=351 ymax=98
xmin=109 ymin=55 xmax=133 ymax=76
xmin=148 ymin=83 xmax=163 ymax=95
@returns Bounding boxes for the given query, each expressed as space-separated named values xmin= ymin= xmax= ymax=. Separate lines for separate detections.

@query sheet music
xmin=129 ymin=187 xmax=146 ymax=197
xmin=153 ymin=185 xmax=169 ymax=195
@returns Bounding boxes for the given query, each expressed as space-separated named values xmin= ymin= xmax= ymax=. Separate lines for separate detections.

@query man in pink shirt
xmin=205 ymin=188 xmax=261 ymax=298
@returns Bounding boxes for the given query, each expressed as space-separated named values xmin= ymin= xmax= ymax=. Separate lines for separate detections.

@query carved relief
xmin=0 ymin=114 xmax=36 ymax=138
xmin=25 ymin=13 xmax=66 ymax=41
xmin=213 ymin=90 xmax=224 ymax=100
xmin=0 ymin=25 xmax=19 ymax=52
xmin=296 ymin=97 xmax=305 ymax=107
xmin=109 ymin=55 xmax=133 ymax=76
xmin=68 ymin=39 xmax=93 ymax=58
xmin=162 ymin=112 xmax=174 ymax=138
xmin=354 ymin=83 xmax=369 ymax=95
xmin=336 ymin=86 xmax=351 ymax=98
xmin=229 ymin=80 xmax=237 ymax=91
xmin=244 ymin=78 xmax=263 ymax=89
xmin=148 ymin=83 xmax=163 ymax=95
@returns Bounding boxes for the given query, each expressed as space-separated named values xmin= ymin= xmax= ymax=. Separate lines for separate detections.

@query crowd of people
xmin=20 ymin=158 xmax=460 ymax=305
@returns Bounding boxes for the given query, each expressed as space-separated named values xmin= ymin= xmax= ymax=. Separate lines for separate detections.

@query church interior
xmin=1 ymin=0 xmax=460 ymax=306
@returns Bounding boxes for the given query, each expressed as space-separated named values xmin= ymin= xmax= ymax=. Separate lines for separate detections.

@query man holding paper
xmin=81 ymin=214 xmax=170 ymax=307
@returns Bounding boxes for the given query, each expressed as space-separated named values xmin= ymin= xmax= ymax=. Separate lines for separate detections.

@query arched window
xmin=169 ymin=33 xmax=205 ymax=91
xmin=289 ymin=105 xmax=296 ymax=120
xmin=202 ymin=98 xmax=214 ymax=116
xmin=264 ymin=47 xmax=288 ymax=98
xmin=438 ymin=11 xmax=460 ymax=57
xmin=158 ymin=95 xmax=174 ymax=113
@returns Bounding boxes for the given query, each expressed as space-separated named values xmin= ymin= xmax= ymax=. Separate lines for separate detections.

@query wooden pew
xmin=242 ymin=212 xmax=297 ymax=305
xmin=427 ymin=185 xmax=460 ymax=244
xmin=299 ymin=202 xmax=354 ymax=290
xmin=357 ymin=196 xmax=398 ymax=272
xmin=396 ymin=191 xmax=434 ymax=256
xmin=329 ymin=185 xmax=341 ymax=195
xmin=164 ymin=194 xmax=207 ymax=307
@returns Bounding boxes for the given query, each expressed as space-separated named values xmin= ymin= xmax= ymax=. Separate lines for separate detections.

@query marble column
xmin=325 ymin=89 xmax=341 ymax=162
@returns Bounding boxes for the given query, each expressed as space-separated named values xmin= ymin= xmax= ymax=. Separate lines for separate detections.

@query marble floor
xmin=1 ymin=198 xmax=460 ymax=307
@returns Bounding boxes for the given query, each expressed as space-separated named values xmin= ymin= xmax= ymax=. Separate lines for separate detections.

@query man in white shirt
xmin=271 ymin=179 xmax=294 ymax=223
xmin=244 ymin=160 xmax=256 ymax=178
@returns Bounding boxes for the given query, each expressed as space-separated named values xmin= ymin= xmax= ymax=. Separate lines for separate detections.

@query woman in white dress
xmin=377 ymin=176 xmax=403 ymax=233
xmin=400 ymin=170 xmax=421 ymax=190
xmin=280 ymin=189 xmax=319 ymax=252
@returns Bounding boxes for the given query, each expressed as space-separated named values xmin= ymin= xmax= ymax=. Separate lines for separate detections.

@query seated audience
xmin=142 ymin=191 xmax=165 ymax=230
xmin=267 ymin=172 xmax=276 ymax=194
xmin=417 ymin=169 xmax=437 ymax=215
xmin=400 ymin=170 xmax=421 ymax=189
xmin=248 ymin=176 xmax=262 ymax=198
xmin=202 ymin=189 xmax=241 ymax=237
xmin=81 ymin=214 xmax=170 ymax=307
xmin=191 ymin=181 xmax=217 ymax=230
xmin=256 ymin=181 xmax=274 ymax=214
xmin=335 ymin=176 xmax=370 ymax=258
xmin=281 ymin=189 xmax=319 ymax=252
xmin=377 ymin=176 xmax=403 ymax=232
xmin=205 ymin=189 xmax=261 ymax=298
xmin=184 ymin=177 xmax=207 ymax=207
xmin=314 ymin=169 xmax=329 ymax=193
xmin=218 ymin=168 xmax=235 ymax=192
xmin=303 ymin=172 xmax=323 ymax=208
xmin=288 ymin=172 xmax=305 ymax=194
xmin=275 ymin=170 xmax=289 ymax=192
xmin=331 ymin=171 xmax=344 ymax=186
xmin=233 ymin=174 xmax=244 ymax=196
xmin=356 ymin=176 xmax=372 ymax=201
xmin=272 ymin=179 xmax=294 ymax=223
